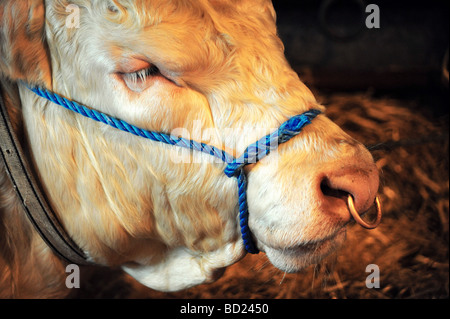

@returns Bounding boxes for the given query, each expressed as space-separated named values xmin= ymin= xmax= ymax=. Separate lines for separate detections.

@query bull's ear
xmin=0 ymin=0 xmax=52 ymax=87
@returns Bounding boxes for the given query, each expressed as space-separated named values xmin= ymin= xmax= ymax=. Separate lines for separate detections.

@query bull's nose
xmin=319 ymin=159 xmax=379 ymax=225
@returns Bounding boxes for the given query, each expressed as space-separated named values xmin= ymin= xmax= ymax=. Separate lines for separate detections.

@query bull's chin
xmin=261 ymin=229 xmax=346 ymax=273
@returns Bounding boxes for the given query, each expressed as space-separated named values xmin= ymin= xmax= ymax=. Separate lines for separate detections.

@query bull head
xmin=0 ymin=0 xmax=379 ymax=294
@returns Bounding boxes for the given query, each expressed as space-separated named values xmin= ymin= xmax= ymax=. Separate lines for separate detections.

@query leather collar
xmin=0 ymin=84 xmax=91 ymax=265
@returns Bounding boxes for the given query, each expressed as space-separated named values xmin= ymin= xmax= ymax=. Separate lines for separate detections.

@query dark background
xmin=273 ymin=0 xmax=448 ymax=92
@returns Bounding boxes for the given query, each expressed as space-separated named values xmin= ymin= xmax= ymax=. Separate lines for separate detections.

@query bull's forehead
xmin=100 ymin=0 xmax=276 ymax=26
xmin=78 ymin=0 xmax=281 ymax=89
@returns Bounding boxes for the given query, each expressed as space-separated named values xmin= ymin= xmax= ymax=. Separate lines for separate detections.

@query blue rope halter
xmin=27 ymin=86 xmax=321 ymax=254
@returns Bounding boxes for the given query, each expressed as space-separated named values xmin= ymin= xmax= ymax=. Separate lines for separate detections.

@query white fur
xmin=123 ymin=242 xmax=244 ymax=292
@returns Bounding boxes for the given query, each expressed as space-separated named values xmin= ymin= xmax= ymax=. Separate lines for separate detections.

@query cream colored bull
xmin=0 ymin=0 xmax=379 ymax=298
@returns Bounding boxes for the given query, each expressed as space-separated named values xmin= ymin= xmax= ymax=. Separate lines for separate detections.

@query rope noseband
xmin=28 ymin=86 xmax=321 ymax=255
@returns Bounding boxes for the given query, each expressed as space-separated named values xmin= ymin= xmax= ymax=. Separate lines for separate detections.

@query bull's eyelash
xmin=123 ymin=65 xmax=159 ymax=84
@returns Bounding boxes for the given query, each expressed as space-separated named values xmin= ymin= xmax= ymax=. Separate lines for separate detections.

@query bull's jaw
xmin=258 ymin=228 xmax=346 ymax=273
xmin=122 ymin=242 xmax=245 ymax=292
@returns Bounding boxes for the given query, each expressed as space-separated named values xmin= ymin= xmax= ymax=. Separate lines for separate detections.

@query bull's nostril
xmin=319 ymin=177 xmax=355 ymax=223
xmin=320 ymin=178 xmax=349 ymax=201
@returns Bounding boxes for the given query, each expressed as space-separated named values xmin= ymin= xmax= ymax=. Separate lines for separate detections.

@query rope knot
xmin=224 ymin=162 xmax=244 ymax=178
xmin=224 ymin=143 xmax=273 ymax=177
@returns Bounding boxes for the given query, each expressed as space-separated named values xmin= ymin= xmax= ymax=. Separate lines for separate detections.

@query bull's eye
xmin=121 ymin=65 xmax=160 ymax=92
xmin=108 ymin=4 xmax=119 ymax=13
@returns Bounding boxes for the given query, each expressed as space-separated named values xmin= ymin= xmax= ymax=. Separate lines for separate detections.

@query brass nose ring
xmin=347 ymin=195 xmax=382 ymax=229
